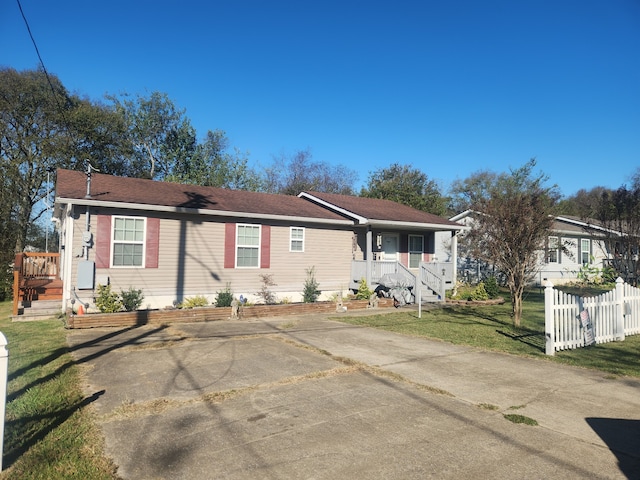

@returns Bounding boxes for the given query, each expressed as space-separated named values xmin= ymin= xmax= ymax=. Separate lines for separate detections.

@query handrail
xmin=12 ymin=253 xmax=24 ymax=316
xmin=419 ymin=262 xmax=445 ymax=301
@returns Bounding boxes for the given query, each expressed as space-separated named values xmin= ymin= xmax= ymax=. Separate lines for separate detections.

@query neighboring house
xmin=439 ymin=210 xmax=615 ymax=286
xmin=53 ymin=169 xmax=465 ymax=311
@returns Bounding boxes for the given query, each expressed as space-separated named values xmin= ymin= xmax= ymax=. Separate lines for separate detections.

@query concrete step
xmin=13 ymin=300 xmax=63 ymax=322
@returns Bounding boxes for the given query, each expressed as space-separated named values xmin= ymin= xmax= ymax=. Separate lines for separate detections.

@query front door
xmin=381 ymin=234 xmax=398 ymax=261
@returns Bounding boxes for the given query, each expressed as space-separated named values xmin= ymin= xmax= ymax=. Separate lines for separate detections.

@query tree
xmin=593 ymin=181 xmax=640 ymax=286
xmin=361 ymin=163 xmax=447 ymax=216
xmin=465 ymin=159 xmax=560 ymax=326
xmin=556 ymin=186 xmax=611 ymax=218
xmin=168 ymin=129 xmax=262 ymax=190
xmin=448 ymin=170 xmax=498 ymax=214
xmin=262 ymin=149 xmax=357 ymax=195
xmin=109 ymin=91 xmax=197 ymax=180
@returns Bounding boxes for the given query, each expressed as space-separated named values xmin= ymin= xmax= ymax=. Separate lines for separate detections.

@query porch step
xmin=12 ymin=300 xmax=63 ymax=322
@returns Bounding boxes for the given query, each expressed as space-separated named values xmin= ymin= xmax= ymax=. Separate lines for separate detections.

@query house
xmin=51 ymin=169 xmax=465 ymax=312
xmin=437 ymin=210 xmax=615 ymax=286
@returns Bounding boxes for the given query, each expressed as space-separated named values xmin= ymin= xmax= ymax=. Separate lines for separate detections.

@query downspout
xmin=366 ymin=227 xmax=373 ymax=288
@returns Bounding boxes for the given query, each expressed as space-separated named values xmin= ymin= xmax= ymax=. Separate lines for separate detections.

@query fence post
xmin=615 ymin=277 xmax=625 ymax=341
xmin=544 ymin=281 xmax=555 ymax=356
xmin=0 ymin=333 xmax=7 ymax=471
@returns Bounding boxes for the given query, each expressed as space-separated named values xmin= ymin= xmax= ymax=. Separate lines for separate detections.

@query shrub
xmin=470 ymin=282 xmax=489 ymax=301
xmin=302 ymin=266 xmax=321 ymax=303
xmin=215 ymin=283 xmax=234 ymax=307
xmin=355 ymin=278 xmax=373 ymax=300
xmin=179 ymin=295 xmax=209 ymax=309
xmin=256 ymin=274 xmax=277 ymax=305
xmin=484 ymin=276 xmax=499 ymax=299
xmin=95 ymin=284 xmax=123 ymax=313
xmin=120 ymin=287 xmax=144 ymax=312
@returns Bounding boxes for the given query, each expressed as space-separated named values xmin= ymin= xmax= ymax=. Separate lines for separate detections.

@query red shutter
xmin=261 ymin=225 xmax=271 ymax=269
xmin=145 ymin=217 xmax=160 ymax=268
xmin=95 ymin=215 xmax=111 ymax=268
xmin=224 ymin=223 xmax=236 ymax=268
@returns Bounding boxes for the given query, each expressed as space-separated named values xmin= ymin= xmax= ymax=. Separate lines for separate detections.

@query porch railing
xmin=419 ymin=262 xmax=445 ymax=300
xmin=351 ymin=260 xmax=415 ymax=290
xmin=12 ymin=253 xmax=60 ymax=316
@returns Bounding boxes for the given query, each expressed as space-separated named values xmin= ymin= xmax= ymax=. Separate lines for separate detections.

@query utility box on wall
xmin=77 ymin=260 xmax=95 ymax=290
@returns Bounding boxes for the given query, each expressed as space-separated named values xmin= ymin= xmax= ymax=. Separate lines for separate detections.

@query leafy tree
xmin=465 ymin=159 xmax=560 ymax=326
xmin=361 ymin=163 xmax=447 ymax=216
xmin=108 ymin=91 xmax=197 ymax=180
xmin=556 ymin=186 xmax=611 ymax=218
xmin=168 ymin=129 xmax=262 ymax=190
xmin=0 ymin=68 xmax=132 ymax=254
xmin=262 ymin=149 xmax=357 ymax=195
xmin=448 ymin=170 xmax=498 ymax=214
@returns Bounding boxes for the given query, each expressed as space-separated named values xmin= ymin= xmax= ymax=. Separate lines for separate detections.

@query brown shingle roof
xmin=55 ymin=169 xmax=348 ymax=221
xmin=302 ymin=191 xmax=462 ymax=227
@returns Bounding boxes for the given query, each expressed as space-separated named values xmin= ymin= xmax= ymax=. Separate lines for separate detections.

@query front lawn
xmin=340 ymin=288 xmax=640 ymax=378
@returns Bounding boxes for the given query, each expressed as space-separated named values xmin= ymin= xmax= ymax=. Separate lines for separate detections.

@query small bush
xmin=257 ymin=274 xmax=277 ymax=305
xmin=215 ymin=283 xmax=234 ymax=307
xmin=484 ymin=276 xmax=499 ymax=299
xmin=302 ymin=266 xmax=321 ymax=303
xmin=355 ymin=278 xmax=373 ymax=300
xmin=121 ymin=287 xmax=144 ymax=312
xmin=470 ymin=282 xmax=489 ymax=301
xmin=95 ymin=284 xmax=122 ymax=313
xmin=179 ymin=295 xmax=209 ymax=309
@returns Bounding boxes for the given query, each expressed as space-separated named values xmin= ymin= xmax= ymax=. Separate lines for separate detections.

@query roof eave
xmin=54 ymin=197 xmax=353 ymax=225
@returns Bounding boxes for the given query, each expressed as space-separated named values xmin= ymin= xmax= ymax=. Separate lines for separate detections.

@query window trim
xmin=408 ymin=234 xmax=424 ymax=268
xmin=290 ymin=227 xmax=305 ymax=252
xmin=236 ymin=223 xmax=261 ymax=268
xmin=581 ymin=239 xmax=591 ymax=266
xmin=111 ymin=215 xmax=146 ymax=268
xmin=548 ymin=236 xmax=559 ymax=264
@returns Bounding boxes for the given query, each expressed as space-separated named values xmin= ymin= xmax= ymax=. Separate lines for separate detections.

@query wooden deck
xmin=13 ymin=252 xmax=62 ymax=316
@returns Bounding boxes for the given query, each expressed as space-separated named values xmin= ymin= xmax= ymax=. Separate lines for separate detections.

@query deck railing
xmin=12 ymin=252 xmax=60 ymax=316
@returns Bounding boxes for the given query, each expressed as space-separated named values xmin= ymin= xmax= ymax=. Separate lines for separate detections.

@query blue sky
xmin=3 ymin=0 xmax=639 ymax=197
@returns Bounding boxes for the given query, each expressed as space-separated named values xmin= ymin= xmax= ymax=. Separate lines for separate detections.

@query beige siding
xmin=68 ymin=207 xmax=354 ymax=308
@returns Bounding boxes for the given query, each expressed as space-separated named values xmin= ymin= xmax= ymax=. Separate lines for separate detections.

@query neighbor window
xmin=548 ymin=236 xmax=559 ymax=263
xmin=290 ymin=227 xmax=304 ymax=252
xmin=409 ymin=235 xmax=424 ymax=268
xmin=581 ymin=239 xmax=591 ymax=266
xmin=112 ymin=216 xmax=145 ymax=267
xmin=236 ymin=224 xmax=260 ymax=267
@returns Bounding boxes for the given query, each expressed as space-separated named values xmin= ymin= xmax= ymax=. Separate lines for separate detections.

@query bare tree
xmin=466 ymin=159 xmax=560 ymax=326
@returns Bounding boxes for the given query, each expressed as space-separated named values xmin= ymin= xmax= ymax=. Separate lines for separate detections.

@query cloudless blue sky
xmin=3 ymin=0 xmax=639 ymax=198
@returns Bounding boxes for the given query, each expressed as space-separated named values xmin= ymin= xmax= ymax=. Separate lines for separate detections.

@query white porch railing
xmin=544 ymin=278 xmax=640 ymax=355
xmin=351 ymin=260 xmax=415 ymax=289
xmin=419 ymin=262 xmax=446 ymax=301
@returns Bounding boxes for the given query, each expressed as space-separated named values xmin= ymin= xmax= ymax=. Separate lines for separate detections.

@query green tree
xmin=109 ymin=91 xmax=197 ymax=180
xmin=168 ymin=129 xmax=262 ymax=190
xmin=556 ymin=186 xmax=611 ymax=218
xmin=466 ymin=159 xmax=560 ymax=326
xmin=448 ymin=170 xmax=498 ymax=214
xmin=361 ymin=163 xmax=447 ymax=215
xmin=262 ymin=149 xmax=357 ymax=195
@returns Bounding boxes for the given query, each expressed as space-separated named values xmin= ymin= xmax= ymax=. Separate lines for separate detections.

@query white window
xmin=112 ymin=216 xmax=145 ymax=267
xmin=290 ymin=227 xmax=305 ymax=252
xmin=236 ymin=224 xmax=260 ymax=267
xmin=581 ymin=239 xmax=591 ymax=266
xmin=548 ymin=236 xmax=559 ymax=263
xmin=409 ymin=235 xmax=424 ymax=268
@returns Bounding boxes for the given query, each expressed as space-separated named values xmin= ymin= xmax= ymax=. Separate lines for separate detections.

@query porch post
xmin=366 ymin=227 xmax=372 ymax=287
xmin=451 ymin=231 xmax=458 ymax=286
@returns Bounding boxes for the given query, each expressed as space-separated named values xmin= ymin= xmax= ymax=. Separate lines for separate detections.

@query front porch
xmin=350 ymin=260 xmax=455 ymax=302
xmin=12 ymin=252 xmax=62 ymax=319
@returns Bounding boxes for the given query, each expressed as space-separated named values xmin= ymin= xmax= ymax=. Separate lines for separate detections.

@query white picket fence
xmin=544 ymin=278 xmax=640 ymax=355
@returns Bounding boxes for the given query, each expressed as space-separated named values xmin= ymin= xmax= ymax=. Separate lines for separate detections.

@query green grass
xmin=0 ymin=301 xmax=118 ymax=479
xmin=340 ymin=288 xmax=640 ymax=378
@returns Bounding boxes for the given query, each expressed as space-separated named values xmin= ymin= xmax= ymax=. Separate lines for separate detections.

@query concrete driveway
xmin=67 ymin=310 xmax=640 ymax=479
